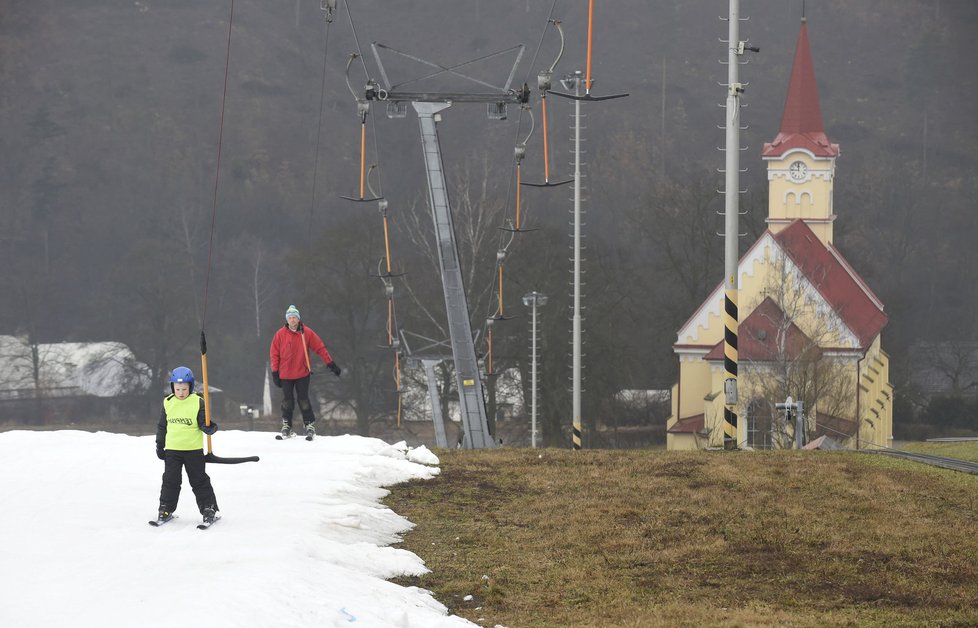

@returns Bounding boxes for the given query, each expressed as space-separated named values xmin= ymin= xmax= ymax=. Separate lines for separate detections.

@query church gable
xmin=703 ymin=297 xmax=821 ymax=363
xmin=675 ymin=227 xmax=865 ymax=352
xmin=774 ymin=220 xmax=887 ymax=348
xmin=675 ymin=232 xmax=778 ymax=347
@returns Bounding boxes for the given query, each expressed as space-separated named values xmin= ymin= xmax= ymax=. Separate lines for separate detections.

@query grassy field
xmin=386 ymin=447 xmax=978 ymax=627
xmin=899 ymin=440 xmax=978 ymax=463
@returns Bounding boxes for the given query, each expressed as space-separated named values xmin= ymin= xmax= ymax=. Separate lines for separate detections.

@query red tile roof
xmin=774 ymin=220 xmax=887 ymax=348
xmin=762 ymin=20 xmax=840 ymax=158
xmin=814 ymin=411 xmax=858 ymax=439
xmin=668 ymin=414 xmax=705 ymax=434
xmin=704 ymin=297 xmax=821 ymax=362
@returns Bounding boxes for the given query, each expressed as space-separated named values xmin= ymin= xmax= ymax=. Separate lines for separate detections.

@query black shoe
xmin=202 ymin=507 xmax=217 ymax=525
xmin=305 ymin=424 xmax=316 ymax=440
xmin=157 ymin=508 xmax=173 ymax=523
xmin=280 ymin=421 xmax=294 ymax=439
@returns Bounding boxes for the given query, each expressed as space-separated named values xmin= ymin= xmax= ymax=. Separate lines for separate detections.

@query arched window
xmin=746 ymin=397 xmax=774 ymax=449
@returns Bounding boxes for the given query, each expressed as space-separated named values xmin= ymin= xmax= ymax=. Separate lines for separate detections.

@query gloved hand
xmin=327 ymin=362 xmax=342 ymax=377
xmin=272 ymin=371 xmax=281 ymax=388
xmin=202 ymin=421 xmax=219 ymax=435
xmin=156 ymin=445 xmax=165 ymax=460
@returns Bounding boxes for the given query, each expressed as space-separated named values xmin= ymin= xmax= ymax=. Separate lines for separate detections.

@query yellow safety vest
xmin=162 ymin=393 xmax=205 ymax=451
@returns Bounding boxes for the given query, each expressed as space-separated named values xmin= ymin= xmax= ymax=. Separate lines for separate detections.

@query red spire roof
xmin=762 ymin=19 xmax=840 ymax=158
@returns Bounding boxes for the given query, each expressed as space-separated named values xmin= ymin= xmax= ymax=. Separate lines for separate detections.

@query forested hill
xmin=2 ymin=1 xmax=976 ymax=431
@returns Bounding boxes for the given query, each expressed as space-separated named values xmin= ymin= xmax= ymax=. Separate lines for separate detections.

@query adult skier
xmin=269 ymin=304 xmax=341 ymax=440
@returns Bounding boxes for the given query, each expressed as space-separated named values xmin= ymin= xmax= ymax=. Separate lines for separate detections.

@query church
xmin=666 ymin=19 xmax=893 ymax=451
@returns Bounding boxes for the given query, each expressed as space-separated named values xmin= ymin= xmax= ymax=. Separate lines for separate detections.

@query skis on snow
xmin=148 ymin=514 xmax=221 ymax=530
xmin=275 ymin=430 xmax=315 ymax=441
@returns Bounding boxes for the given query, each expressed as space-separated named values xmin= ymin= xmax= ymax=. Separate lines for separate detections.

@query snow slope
xmin=0 ymin=430 xmax=475 ymax=628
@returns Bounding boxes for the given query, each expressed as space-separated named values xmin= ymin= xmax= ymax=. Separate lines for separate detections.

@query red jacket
xmin=269 ymin=323 xmax=334 ymax=380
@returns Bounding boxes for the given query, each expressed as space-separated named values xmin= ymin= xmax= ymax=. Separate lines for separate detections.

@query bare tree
xmin=740 ymin=248 xmax=858 ymax=448
xmin=293 ymin=218 xmax=395 ymax=436
xmin=396 ymin=155 xmax=511 ymax=424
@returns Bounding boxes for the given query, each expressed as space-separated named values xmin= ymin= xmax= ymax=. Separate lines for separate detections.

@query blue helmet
xmin=169 ymin=366 xmax=195 ymax=393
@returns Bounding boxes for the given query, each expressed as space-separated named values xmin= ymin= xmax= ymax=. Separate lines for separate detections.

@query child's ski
xmin=197 ymin=515 xmax=221 ymax=530
xmin=148 ymin=514 xmax=176 ymax=527
xmin=275 ymin=432 xmax=296 ymax=441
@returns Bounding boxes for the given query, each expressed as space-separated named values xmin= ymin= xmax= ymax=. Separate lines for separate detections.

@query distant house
xmin=0 ymin=335 xmax=151 ymax=424
xmin=399 ymin=363 xmax=524 ymax=423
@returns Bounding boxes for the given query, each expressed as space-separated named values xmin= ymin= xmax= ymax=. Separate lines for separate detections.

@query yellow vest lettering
xmin=162 ymin=394 xmax=205 ymax=451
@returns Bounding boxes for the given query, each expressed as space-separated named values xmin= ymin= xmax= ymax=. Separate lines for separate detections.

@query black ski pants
xmin=281 ymin=375 xmax=315 ymax=427
xmin=159 ymin=449 xmax=218 ymax=514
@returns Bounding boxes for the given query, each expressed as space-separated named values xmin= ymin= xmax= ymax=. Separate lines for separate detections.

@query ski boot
xmin=198 ymin=506 xmax=219 ymax=529
xmin=150 ymin=507 xmax=174 ymax=527
xmin=276 ymin=420 xmax=294 ymax=440
xmin=304 ymin=423 xmax=316 ymax=441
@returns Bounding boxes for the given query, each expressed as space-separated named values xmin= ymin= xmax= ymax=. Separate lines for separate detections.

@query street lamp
xmin=522 ymin=291 xmax=548 ymax=447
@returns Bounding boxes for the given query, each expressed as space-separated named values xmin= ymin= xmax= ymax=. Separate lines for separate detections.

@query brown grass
xmin=386 ymin=448 xmax=978 ymax=627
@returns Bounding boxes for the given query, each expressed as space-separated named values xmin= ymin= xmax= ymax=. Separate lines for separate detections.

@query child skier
xmin=153 ymin=366 xmax=220 ymax=526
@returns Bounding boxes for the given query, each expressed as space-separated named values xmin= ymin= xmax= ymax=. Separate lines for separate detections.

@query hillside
xmin=387 ymin=447 xmax=978 ymax=626
xmin=2 ymin=1 xmax=977 ymax=435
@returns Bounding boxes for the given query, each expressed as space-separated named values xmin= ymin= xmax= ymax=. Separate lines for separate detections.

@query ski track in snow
xmin=0 ymin=430 xmax=477 ymax=628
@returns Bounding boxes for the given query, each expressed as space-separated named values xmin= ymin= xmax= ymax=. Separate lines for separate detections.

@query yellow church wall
xmin=767 ymin=154 xmax=834 ymax=214
xmin=666 ymin=381 xmax=707 ymax=451
xmin=677 ymin=244 xmax=775 ymax=348
xmin=666 ymin=432 xmax=699 ymax=451
xmin=676 ymin=358 xmax=713 ymax=421
xmin=856 ymin=338 xmax=894 ymax=450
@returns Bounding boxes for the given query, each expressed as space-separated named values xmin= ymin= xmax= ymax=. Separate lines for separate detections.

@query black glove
xmin=156 ymin=445 xmax=165 ymax=460
xmin=202 ymin=421 xmax=219 ymax=436
xmin=272 ymin=371 xmax=281 ymax=388
xmin=327 ymin=362 xmax=341 ymax=377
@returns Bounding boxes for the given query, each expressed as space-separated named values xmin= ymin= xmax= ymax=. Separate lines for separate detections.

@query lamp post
xmin=522 ymin=291 xmax=548 ymax=447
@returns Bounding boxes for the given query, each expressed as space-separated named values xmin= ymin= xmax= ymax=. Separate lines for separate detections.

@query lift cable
xmin=343 ymin=1 xmax=405 ymax=419
xmin=520 ymin=0 xmax=562 ymax=87
xmin=197 ymin=0 xmax=259 ymax=464
xmin=479 ymin=1 xmax=566 ymax=376
xmin=522 ymin=19 xmax=572 ymax=187
xmin=306 ymin=5 xmax=336 ymax=233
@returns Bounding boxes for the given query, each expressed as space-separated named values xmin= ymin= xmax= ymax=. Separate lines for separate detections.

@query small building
xmin=0 ymin=335 xmax=151 ymax=424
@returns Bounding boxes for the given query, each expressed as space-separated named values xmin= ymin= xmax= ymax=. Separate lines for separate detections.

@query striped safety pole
xmin=721 ymin=0 xmax=745 ymax=449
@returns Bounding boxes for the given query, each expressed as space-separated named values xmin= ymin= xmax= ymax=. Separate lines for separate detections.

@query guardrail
xmin=864 ymin=449 xmax=978 ymax=475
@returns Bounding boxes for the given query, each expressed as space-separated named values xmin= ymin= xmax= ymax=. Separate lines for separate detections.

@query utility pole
xmin=522 ymin=291 xmax=548 ymax=448
xmin=561 ymin=70 xmax=584 ymax=450
xmin=720 ymin=0 xmax=757 ymax=449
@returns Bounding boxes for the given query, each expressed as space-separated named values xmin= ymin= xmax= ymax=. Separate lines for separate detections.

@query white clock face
xmin=788 ymin=161 xmax=808 ymax=181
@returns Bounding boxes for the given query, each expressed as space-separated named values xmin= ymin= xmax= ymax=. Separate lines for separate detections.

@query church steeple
xmin=763 ymin=18 xmax=839 ymax=159
xmin=763 ymin=18 xmax=839 ymax=246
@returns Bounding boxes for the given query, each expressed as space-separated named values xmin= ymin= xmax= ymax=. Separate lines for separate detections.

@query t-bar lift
xmin=365 ymin=43 xmax=530 ymax=448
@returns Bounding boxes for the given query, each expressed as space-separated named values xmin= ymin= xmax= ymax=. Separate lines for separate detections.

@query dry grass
xmin=386 ymin=448 xmax=978 ymax=627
